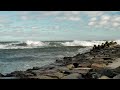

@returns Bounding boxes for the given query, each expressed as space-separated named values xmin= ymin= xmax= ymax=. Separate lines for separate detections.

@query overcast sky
xmin=0 ymin=11 xmax=120 ymax=41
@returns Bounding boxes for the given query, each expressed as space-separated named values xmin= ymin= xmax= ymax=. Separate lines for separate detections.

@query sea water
xmin=0 ymin=40 xmax=119 ymax=75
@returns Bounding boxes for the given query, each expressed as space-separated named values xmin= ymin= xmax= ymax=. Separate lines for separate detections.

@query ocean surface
xmin=0 ymin=40 xmax=120 ymax=75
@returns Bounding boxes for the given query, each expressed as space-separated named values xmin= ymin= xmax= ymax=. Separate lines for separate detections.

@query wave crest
xmin=0 ymin=40 xmax=48 ymax=49
xmin=0 ymin=40 xmax=120 ymax=49
xmin=61 ymin=40 xmax=106 ymax=46
xmin=25 ymin=40 xmax=47 ymax=46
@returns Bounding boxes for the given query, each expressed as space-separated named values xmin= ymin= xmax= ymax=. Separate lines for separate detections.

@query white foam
xmin=61 ymin=40 xmax=106 ymax=46
xmin=0 ymin=40 xmax=120 ymax=49
xmin=25 ymin=40 xmax=47 ymax=46
xmin=0 ymin=40 xmax=48 ymax=49
xmin=0 ymin=44 xmax=6 ymax=49
xmin=114 ymin=40 xmax=120 ymax=45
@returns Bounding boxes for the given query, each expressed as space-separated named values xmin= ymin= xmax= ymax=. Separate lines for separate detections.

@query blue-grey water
xmin=0 ymin=40 xmax=105 ymax=75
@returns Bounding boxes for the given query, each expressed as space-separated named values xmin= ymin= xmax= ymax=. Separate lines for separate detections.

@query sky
xmin=0 ymin=11 xmax=120 ymax=41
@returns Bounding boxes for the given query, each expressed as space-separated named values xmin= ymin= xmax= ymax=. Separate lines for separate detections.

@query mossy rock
xmin=98 ymin=76 xmax=110 ymax=79
xmin=91 ymin=63 xmax=107 ymax=69
xmin=67 ymin=64 xmax=74 ymax=70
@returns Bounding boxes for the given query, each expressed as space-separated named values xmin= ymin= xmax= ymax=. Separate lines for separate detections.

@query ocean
xmin=0 ymin=40 xmax=120 ymax=75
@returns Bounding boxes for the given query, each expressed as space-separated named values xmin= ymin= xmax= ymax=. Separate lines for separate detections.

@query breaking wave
xmin=0 ymin=40 xmax=49 ymax=49
xmin=61 ymin=40 xmax=106 ymax=46
xmin=0 ymin=40 xmax=120 ymax=49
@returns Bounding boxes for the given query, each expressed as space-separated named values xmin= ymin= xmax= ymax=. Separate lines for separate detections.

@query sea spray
xmin=61 ymin=40 xmax=106 ymax=46
xmin=0 ymin=40 xmax=120 ymax=49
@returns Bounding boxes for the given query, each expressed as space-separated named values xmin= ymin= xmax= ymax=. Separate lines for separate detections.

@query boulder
xmin=53 ymin=72 xmax=64 ymax=79
xmin=0 ymin=77 xmax=20 ymax=79
xmin=0 ymin=73 xmax=4 ymax=77
xmin=58 ymin=67 xmax=70 ymax=72
xmin=93 ymin=45 xmax=97 ymax=50
xmin=56 ymin=59 xmax=63 ymax=63
xmin=61 ymin=73 xmax=83 ymax=79
xmin=113 ymin=74 xmax=120 ymax=79
xmin=73 ymin=63 xmax=79 ymax=68
xmin=57 ymin=67 xmax=71 ymax=75
xmin=91 ymin=63 xmax=106 ymax=69
xmin=71 ymin=68 xmax=92 ymax=75
xmin=32 ymin=67 xmax=40 ymax=70
xmin=67 ymin=64 xmax=74 ymax=70
xmin=63 ymin=57 xmax=72 ymax=63
xmin=29 ymin=70 xmax=43 ymax=76
xmin=5 ymin=71 xmax=35 ymax=78
xmin=102 ymin=57 xmax=112 ymax=60
xmin=113 ymin=66 xmax=120 ymax=73
xmin=98 ymin=69 xmax=117 ymax=78
xmin=78 ymin=62 xmax=91 ymax=68
xmin=98 ymin=76 xmax=110 ymax=79
xmin=84 ymin=72 xmax=101 ymax=79
xmin=29 ymin=75 xmax=58 ymax=79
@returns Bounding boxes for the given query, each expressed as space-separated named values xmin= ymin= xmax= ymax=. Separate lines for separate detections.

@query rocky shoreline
xmin=1 ymin=41 xmax=120 ymax=79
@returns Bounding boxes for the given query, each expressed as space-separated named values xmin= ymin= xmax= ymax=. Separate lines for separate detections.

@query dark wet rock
xmin=58 ymin=66 xmax=70 ymax=72
xmin=0 ymin=73 xmax=4 ymax=77
xmin=113 ymin=74 xmax=120 ymax=79
xmin=29 ymin=75 xmax=58 ymax=79
xmin=0 ymin=77 xmax=20 ymax=79
xmin=66 ymin=64 xmax=74 ymax=70
xmin=96 ymin=69 xmax=117 ymax=78
xmin=102 ymin=57 xmax=112 ymax=60
xmin=78 ymin=62 xmax=91 ymax=68
xmin=91 ymin=63 xmax=106 ymax=69
xmin=91 ymin=41 xmax=117 ymax=52
xmin=56 ymin=59 xmax=63 ymax=63
xmin=84 ymin=72 xmax=101 ymax=79
xmin=52 ymin=72 xmax=64 ymax=79
xmin=63 ymin=57 xmax=72 ymax=61
xmin=5 ymin=71 xmax=35 ymax=78
xmin=32 ymin=67 xmax=40 ymax=70
xmin=106 ymin=60 xmax=113 ymax=63
xmin=57 ymin=66 xmax=71 ymax=75
xmin=73 ymin=63 xmax=79 ymax=68
xmin=62 ymin=71 xmax=71 ymax=75
xmin=61 ymin=73 xmax=83 ymax=79
xmin=113 ymin=66 xmax=120 ymax=74
xmin=97 ymin=45 xmax=101 ymax=50
xmin=28 ymin=70 xmax=43 ymax=76
xmin=62 ymin=57 xmax=72 ymax=65
xmin=71 ymin=68 xmax=92 ymax=76
xmin=28 ymin=69 xmax=62 ymax=79
xmin=98 ymin=76 xmax=110 ymax=79
xmin=93 ymin=45 xmax=97 ymax=50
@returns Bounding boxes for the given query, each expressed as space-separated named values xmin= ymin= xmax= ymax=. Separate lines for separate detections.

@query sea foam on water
xmin=61 ymin=40 xmax=106 ymax=46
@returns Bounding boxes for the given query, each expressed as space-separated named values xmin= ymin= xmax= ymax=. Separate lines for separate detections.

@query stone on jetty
xmin=84 ymin=72 xmax=101 ymax=79
xmin=91 ymin=63 xmax=107 ymax=69
xmin=92 ymin=41 xmax=117 ymax=51
xmin=61 ymin=73 xmax=83 ymax=79
xmin=113 ymin=66 xmax=120 ymax=73
xmin=73 ymin=63 xmax=79 ymax=68
xmin=53 ymin=72 xmax=64 ymax=79
xmin=113 ymin=74 xmax=120 ymax=79
xmin=67 ymin=64 xmax=74 ymax=70
xmin=29 ymin=75 xmax=57 ymax=79
xmin=78 ymin=62 xmax=91 ymax=68
xmin=98 ymin=69 xmax=117 ymax=78
xmin=5 ymin=71 xmax=35 ymax=78
xmin=0 ymin=73 xmax=4 ymax=77
xmin=98 ymin=76 xmax=110 ymax=79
